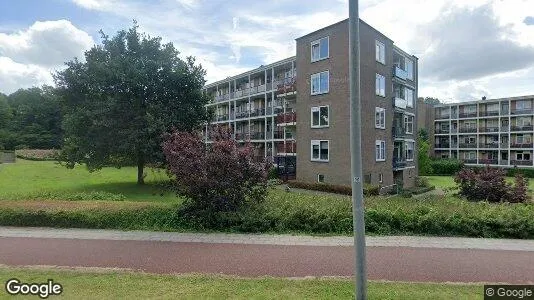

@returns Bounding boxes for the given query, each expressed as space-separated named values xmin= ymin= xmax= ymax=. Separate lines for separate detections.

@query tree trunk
xmin=137 ymin=156 xmax=145 ymax=185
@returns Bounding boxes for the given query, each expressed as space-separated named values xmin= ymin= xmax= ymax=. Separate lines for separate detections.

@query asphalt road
xmin=1 ymin=237 xmax=533 ymax=283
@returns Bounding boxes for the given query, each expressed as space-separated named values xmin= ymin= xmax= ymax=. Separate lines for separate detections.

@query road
xmin=1 ymin=232 xmax=534 ymax=283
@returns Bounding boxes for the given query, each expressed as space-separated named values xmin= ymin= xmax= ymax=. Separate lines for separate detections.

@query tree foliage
xmin=418 ymin=97 xmax=441 ymax=105
xmin=417 ymin=129 xmax=433 ymax=175
xmin=162 ymin=128 xmax=270 ymax=218
xmin=54 ymin=22 xmax=209 ymax=184
xmin=454 ymin=166 xmax=529 ymax=203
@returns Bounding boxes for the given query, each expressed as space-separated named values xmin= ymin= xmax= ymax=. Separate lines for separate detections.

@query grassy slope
xmin=0 ymin=267 xmax=481 ymax=300
xmin=0 ymin=160 xmax=178 ymax=203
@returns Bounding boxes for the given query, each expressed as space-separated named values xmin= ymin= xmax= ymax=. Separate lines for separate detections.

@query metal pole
xmin=348 ymin=0 xmax=367 ymax=299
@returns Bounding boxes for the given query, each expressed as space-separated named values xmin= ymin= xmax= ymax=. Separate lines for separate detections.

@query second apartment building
xmin=203 ymin=19 xmax=419 ymax=188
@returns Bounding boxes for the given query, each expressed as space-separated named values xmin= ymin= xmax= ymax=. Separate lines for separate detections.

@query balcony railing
xmin=459 ymin=112 xmax=478 ymax=118
xmin=458 ymin=127 xmax=477 ymax=133
xmin=393 ymin=158 xmax=407 ymax=169
xmin=249 ymin=132 xmax=265 ymax=140
xmin=501 ymin=126 xmax=509 ymax=132
xmin=234 ymin=132 xmax=247 ymax=140
xmin=510 ymin=125 xmax=534 ymax=132
xmin=511 ymin=160 xmax=533 ymax=166
xmin=275 ymin=77 xmax=296 ymax=94
xmin=249 ymin=108 xmax=265 ymax=118
xmin=462 ymin=159 xmax=478 ymax=164
xmin=511 ymin=109 xmax=533 ymax=115
xmin=392 ymin=127 xmax=408 ymax=138
xmin=276 ymin=142 xmax=297 ymax=154
xmin=478 ymin=143 xmax=499 ymax=149
xmin=393 ymin=66 xmax=408 ymax=80
xmin=435 ymin=128 xmax=450 ymax=134
xmin=276 ymin=112 xmax=297 ymax=125
xmin=459 ymin=143 xmax=477 ymax=148
xmin=393 ymin=97 xmax=408 ymax=109
xmin=235 ymin=110 xmax=250 ymax=119
xmin=273 ymin=131 xmax=284 ymax=139
xmin=501 ymin=143 xmax=509 ymax=149
xmin=479 ymin=159 xmax=498 ymax=165
xmin=436 ymin=114 xmax=451 ymax=119
xmin=216 ymin=114 xmax=229 ymax=122
xmin=435 ymin=143 xmax=450 ymax=148
xmin=479 ymin=127 xmax=499 ymax=133
xmin=479 ymin=111 xmax=500 ymax=117
xmin=510 ymin=143 xmax=533 ymax=148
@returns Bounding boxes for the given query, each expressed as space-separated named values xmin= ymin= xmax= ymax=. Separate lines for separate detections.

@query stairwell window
xmin=311 ymin=37 xmax=329 ymax=62
xmin=311 ymin=140 xmax=329 ymax=162
xmin=375 ymin=107 xmax=385 ymax=129
xmin=311 ymin=106 xmax=329 ymax=128
xmin=375 ymin=40 xmax=385 ymax=64
xmin=375 ymin=140 xmax=386 ymax=162
xmin=375 ymin=74 xmax=385 ymax=97
xmin=404 ymin=115 xmax=414 ymax=134
xmin=311 ymin=71 xmax=329 ymax=95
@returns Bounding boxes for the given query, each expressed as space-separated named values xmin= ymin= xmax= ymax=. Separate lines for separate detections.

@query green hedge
xmin=2 ymin=193 xmax=534 ymax=239
xmin=429 ymin=159 xmax=464 ymax=175
xmin=286 ymin=181 xmax=380 ymax=196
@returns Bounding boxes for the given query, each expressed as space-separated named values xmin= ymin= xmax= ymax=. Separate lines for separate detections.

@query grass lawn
xmin=425 ymin=175 xmax=534 ymax=191
xmin=0 ymin=160 xmax=179 ymax=203
xmin=0 ymin=266 xmax=482 ymax=300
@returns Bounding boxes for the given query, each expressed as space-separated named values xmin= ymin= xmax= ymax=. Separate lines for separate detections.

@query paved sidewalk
xmin=1 ymin=226 xmax=534 ymax=251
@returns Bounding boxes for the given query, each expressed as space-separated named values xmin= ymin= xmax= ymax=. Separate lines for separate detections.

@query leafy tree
xmin=162 ymin=127 xmax=270 ymax=219
xmin=55 ymin=22 xmax=209 ymax=184
xmin=418 ymin=97 xmax=441 ymax=105
xmin=0 ymin=93 xmax=10 ymax=129
xmin=417 ymin=129 xmax=433 ymax=175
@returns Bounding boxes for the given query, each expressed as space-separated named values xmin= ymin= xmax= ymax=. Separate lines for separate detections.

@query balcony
xmin=235 ymin=110 xmax=250 ymax=119
xmin=479 ymin=111 xmax=500 ymax=117
xmin=392 ymin=127 xmax=408 ymax=138
xmin=276 ymin=142 xmax=297 ymax=155
xmin=273 ymin=131 xmax=284 ymax=139
xmin=249 ymin=132 xmax=265 ymax=140
xmin=458 ymin=127 xmax=477 ymax=133
xmin=276 ymin=112 xmax=297 ymax=125
xmin=392 ymin=158 xmax=407 ymax=169
xmin=435 ymin=143 xmax=450 ymax=148
xmin=461 ymin=159 xmax=478 ymax=164
xmin=393 ymin=97 xmax=408 ymax=109
xmin=435 ymin=128 xmax=450 ymax=134
xmin=511 ymin=160 xmax=533 ymax=166
xmin=511 ymin=109 xmax=533 ymax=115
xmin=215 ymin=114 xmax=229 ymax=122
xmin=436 ymin=114 xmax=451 ymax=120
xmin=510 ymin=125 xmax=534 ymax=132
xmin=479 ymin=127 xmax=499 ymax=133
xmin=478 ymin=143 xmax=499 ymax=149
xmin=249 ymin=108 xmax=265 ymax=118
xmin=215 ymin=93 xmax=230 ymax=102
xmin=459 ymin=112 xmax=478 ymax=118
xmin=393 ymin=66 xmax=408 ymax=80
xmin=275 ymin=77 xmax=297 ymax=95
xmin=479 ymin=159 xmax=498 ymax=165
xmin=501 ymin=143 xmax=509 ymax=149
xmin=510 ymin=143 xmax=533 ymax=149
xmin=234 ymin=132 xmax=247 ymax=141
xmin=501 ymin=126 xmax=509 ymax=132
xmin=459 ymin=143 xmax=477 ymax=149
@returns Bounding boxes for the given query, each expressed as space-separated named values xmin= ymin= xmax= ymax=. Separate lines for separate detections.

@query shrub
xmin=162 ymin=128 xmax=270 ymax=217
xmin=286 ymin=181 xmax=380 ymax=197
xmin=268 ymin=167 xmax=279 ymax=180
xmin=454 ymin=166 xmax=528 ymax=203
xmin=429 ymin=159 xmax=464 ymax=175
xmin=16 ymin=149 xmax=60 ymax=161
xmin=507 ymin=167 xmax=534 ymax=179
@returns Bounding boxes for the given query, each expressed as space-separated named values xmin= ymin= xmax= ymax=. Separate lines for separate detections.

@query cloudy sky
xmin=0 ymin=0 xmax=533 ymax=102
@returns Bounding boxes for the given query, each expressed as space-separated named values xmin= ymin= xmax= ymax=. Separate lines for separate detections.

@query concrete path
xmin=2 ymin=227 xmax=534 ymax=283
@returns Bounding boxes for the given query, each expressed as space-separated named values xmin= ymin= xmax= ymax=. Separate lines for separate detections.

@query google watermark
xmin=485 ymin=285 xmax=534 ymax=300
xmin=5 ymin=278 xmax=63 ymax=298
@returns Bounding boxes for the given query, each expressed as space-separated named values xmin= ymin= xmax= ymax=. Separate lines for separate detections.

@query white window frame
xmin=311 ymin=140 xmax=330 ymax=162
xmin=516 ymin=152 xmax=531 ymax=161
xmin=405 ymin=58 xmax=414 ymax=80
xmin=405 ymin=87 xmax=414 ymax=108
xmin=404 ymin=115 xmax=414 ymax=134
xmin=378 ymin=173 xmax=383 ymax=183
xmin=311 ymin=37 xmax=329 ymax=62
xmin=375 ymin=73 xmax=385 ymax=97
xmin=317 ymin=174 xmax=325 ymax=183
xmin=311 ymin=105 xmax=330 ymax=128
xmin=310 ymin=71 xmax=329 ymax=95
xmin=375 ymin=40 xmax=385 ymax=64
xmin=517 ymin=101 xmax=532 ymax=110
xmin=405 ymin=141 xmax=415 ymax=161
xmin=375 ymin=107 xmax=386 ymax=129
xmin=375 ymin=140 xmax=386 ymax=162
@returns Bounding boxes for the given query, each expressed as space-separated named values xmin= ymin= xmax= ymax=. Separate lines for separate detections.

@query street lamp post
xmin=348 ymin=0 xmax=367 ymax=299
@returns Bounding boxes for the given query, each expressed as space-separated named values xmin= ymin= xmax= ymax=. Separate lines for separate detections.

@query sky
xmin=0 ymin=0 xmax=533 ymax=103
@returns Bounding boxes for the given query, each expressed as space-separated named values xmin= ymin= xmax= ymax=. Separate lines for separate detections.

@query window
xmin=404 ymin=115 xmax=414 ymax=134
xmin=516 ymin=101 xmax=532 ymax=110
xmin=375 ymin=74 xmax=385 ymax=97
xmin=375 ymin=140 xmax=386 ymax=161
xmin=311 ymin=71 xmax=329 ymax=95
xmin=405 ymin=141 xmax=415 ymax=161
xmin=378 ymin=173 xmax=383 ymax=183
xmin=465 ymin=105 xmax=477 ymax=113
xmin=311 ymin=37 xmax=329 ymax=62
xmin=311 ymin=106 xmax=329 ymax=128
xmin=405 ymin=88 xmax=414 ymax=108
xmin=375 ymin=107 xmax=386 ymax=129
xmin=317 ymin=174 xmax=325 ymax=183
xmin=464 ymin=152 xmax=476 ymax=160
xmin=405 ymin=58 xmax=414 ymax=80
xmin=519 ymin=117 xmax=532 ymax=126
xmin=516 ymin=152 xmax=531 ymax=161
xmin=375 ymin=40 xmax=385 ymax=64
xmin=311 ymin=140 xmax=329 ymax=162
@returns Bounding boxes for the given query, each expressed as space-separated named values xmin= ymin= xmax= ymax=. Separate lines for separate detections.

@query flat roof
xmin=434 ymin=95 xmax=534 ymax=107
xmin=295 ymin=18 xmax=393 ymax=43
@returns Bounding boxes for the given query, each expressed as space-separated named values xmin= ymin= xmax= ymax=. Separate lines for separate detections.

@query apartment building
xmin=434 ymin=95 xmax=534 ymax=168
xmin=203 ymin=19 xmax=419 ymax=188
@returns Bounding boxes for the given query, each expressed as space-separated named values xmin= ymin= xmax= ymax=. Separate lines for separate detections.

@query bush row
xmin=2 ymin=193 xmax=533 ymax=239
xmin=15 ymin=149 xmax=60 ymax=161
xmin=286 ymin=181 xmax=380 ymax=196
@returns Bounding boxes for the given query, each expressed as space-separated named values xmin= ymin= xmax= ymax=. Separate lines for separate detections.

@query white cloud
xmin=0 ymin=57 xmax=53 ymax=94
